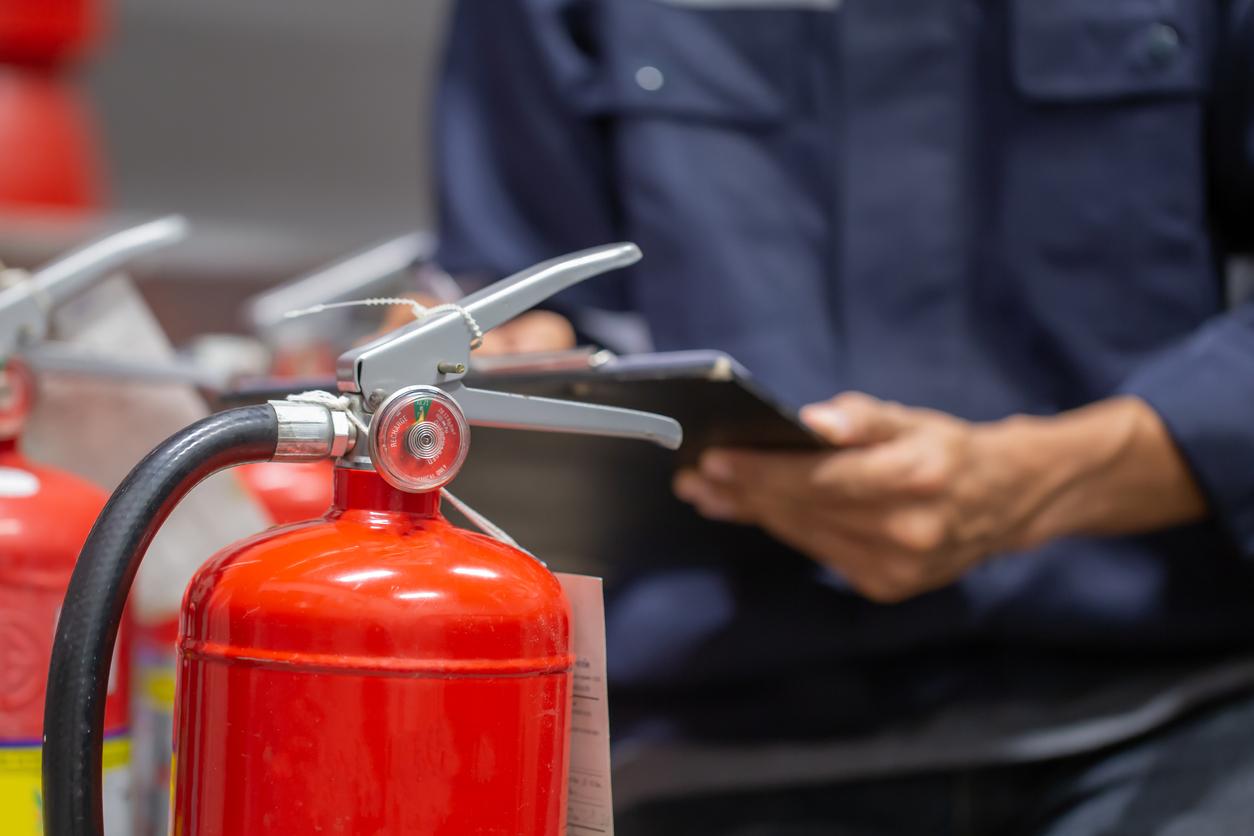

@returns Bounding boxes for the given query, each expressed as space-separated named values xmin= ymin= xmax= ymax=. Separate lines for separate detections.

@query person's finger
xmin=700 ymin=441 xmax=927 ymax=504
xmin=475 ymin=311 xmax=576 ymax=356
xmin=673 ymin=470 xmax=751 ymax=522
xmin=800 ymin=392 xmax=918 ymax=446
xmin=506 ymin=311 xmax=577 ymax=353
xmin=697 ymin=449 xmax=822 ymax=504
xmin=681 ymin=468 xmax=930 ymax=600
xmin=749 ymin=505 xmax=887 ymax=589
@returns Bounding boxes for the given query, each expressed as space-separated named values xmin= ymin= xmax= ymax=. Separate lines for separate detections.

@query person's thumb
xmin=800 ymin=392 xmax=916 ymax=446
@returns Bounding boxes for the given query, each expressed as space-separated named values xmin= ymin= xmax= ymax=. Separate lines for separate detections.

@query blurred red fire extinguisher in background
xmin=0 ymin=0 xmax=104 ymax=211
xmin=0 ymin=218 xmax=186 ymax=833
xmin=42 ymin=243 xmax=680 ymax=835
xmin=0 ymin=360 xmax=124 ymax=836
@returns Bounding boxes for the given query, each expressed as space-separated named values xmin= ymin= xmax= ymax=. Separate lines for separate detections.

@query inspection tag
xmin=556 ymin=573 xmax=614 ymax=835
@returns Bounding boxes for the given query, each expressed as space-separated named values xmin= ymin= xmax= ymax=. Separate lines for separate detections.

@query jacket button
xmin=1144 ymin=22 xmax=1181 ymax=68
xmin=635 ymin=66 xmax=665 ymax=92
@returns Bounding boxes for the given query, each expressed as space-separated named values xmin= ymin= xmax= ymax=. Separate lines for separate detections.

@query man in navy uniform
xmin=434 ymin=1 xmax=1254 ymax=832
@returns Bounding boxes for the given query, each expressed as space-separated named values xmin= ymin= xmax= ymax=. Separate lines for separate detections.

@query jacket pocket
xmin=1011 ymin=0 xmax=1206 ymax=102
xmin=583 ymin=0 xmax=813 ymax=125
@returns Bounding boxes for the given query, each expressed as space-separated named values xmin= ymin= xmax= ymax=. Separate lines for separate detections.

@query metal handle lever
xmin=456 ymin=243 xmax=640 ymax=333
xmin=0 ymin=216 xmax=188 ymax=355
xmin=31 ymin=215 xmax=187 ymax=306
xmin=450 ymin=384 xmax=682 ymax=450
xmin=341 ymin=243 xmax=642 ymax=396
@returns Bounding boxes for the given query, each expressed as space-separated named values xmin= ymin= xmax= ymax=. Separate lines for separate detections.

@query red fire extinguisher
xmin=43 ymin=243 xmax=681 ymax=835
xmin=0 ymin=217 xmax=186 ymax=833
xmin=0 ymin=0 xmax=104 ymax=213
xmin=0 ymin=0 xmax=101 ymax=66
xmin=0 ymin=360 xmax=124 ymax=836
xmin=0 ymin=68 xmax=102 ymax=211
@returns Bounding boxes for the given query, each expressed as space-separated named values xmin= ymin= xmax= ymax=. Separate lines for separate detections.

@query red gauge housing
xmin=172 ymin=466 xmax=574 ymax=834
xmin=370 ymin=386 xmax=471 ymax=492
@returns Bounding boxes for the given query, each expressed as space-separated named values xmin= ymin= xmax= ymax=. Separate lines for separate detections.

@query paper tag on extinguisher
xmin=556 ymin=573 xmax=615 ymax=835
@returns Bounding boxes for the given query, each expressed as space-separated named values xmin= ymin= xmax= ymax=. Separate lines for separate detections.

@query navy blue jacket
xmin=436 ymin=0 xmax=1254 ymax=743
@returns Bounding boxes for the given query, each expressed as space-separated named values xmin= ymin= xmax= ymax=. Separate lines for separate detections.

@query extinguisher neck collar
xmin=332 ymin=465 xmax=441 ymax=517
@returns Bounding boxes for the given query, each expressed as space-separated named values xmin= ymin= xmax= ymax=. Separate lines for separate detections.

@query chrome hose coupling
xmin=269 ymin=399 xmax=355 ymax=461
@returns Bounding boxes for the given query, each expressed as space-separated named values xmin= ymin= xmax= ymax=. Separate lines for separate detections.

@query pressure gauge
xmin=368 ymin=386 xmax=470 ymax=492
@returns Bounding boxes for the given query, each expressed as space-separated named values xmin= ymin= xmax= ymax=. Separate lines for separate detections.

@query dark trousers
xmin=616 ymin=692 xmax=1254 ymax=836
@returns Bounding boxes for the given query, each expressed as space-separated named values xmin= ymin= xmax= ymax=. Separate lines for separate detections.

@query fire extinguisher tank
xmin=0 ymin=438 xmax=116 ymax=740
xmin=173 ymin=466 xmax=574 ymax=834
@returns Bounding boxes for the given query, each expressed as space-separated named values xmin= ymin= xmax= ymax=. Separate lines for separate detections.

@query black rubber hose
xmin=43 ymin=405 xmax=278 ymax=836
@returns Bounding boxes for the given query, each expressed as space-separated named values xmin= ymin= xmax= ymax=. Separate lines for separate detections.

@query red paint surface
xmin=0 ymin=68 xmax=101 ymax=210
xmin=173 ymin=467 xmax=573 ymax=834
xmin=0 ymin=437 xmax=127 ymax=742
xmin=236 ymin=460 xmax=335 ymax=525
xmin=0 ymin=0 xmax=101 ymax=66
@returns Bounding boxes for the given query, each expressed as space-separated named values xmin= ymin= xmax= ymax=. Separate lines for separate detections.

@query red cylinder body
xmin=0 ymin=68 xmax=101 ymax=210
xmin=0 ymin=437 xmax=130 ymax=833
xmin=0 ymin=0 xmax=101 ymax=65
xmin=172 ymin=467 xmax=574 ymax=834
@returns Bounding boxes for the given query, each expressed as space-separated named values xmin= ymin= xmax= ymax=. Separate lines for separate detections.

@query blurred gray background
xmin=74 ymin=0 xmax=453 ymax=335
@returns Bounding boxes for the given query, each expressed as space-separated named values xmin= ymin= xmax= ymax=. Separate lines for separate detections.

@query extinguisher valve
xmin=336 ymin=242 xmax=683 ymax=469
xmin=269 ymin=399 xmax=356 ymax=461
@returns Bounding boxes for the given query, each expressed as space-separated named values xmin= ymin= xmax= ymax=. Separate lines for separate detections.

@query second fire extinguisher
xmin=42 ymin=242 xmax=681 ymax=835
xmin=0 ymin=217 xmax=186 ymax=834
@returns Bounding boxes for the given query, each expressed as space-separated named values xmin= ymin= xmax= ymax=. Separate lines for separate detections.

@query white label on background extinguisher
xmin=556 ymin=573 xmax=614 ymax=835
xmin=0 ymin=467 xmax=38 ymax=498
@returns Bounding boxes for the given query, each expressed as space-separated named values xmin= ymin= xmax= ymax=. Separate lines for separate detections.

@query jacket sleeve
xmin=432 ymin=0 xmax=631 ymax=314
xmin=1119 ymin=1 xmax=1254 ymax=556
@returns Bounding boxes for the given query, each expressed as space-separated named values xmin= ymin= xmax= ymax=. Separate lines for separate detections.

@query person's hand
xmin=376 ymin=294 xmax=575 ymax=355
xmin=673 ymin=392 xmax=1205 ymax=603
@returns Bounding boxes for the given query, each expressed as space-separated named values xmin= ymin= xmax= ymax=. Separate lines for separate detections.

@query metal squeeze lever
xmin=323 ymin=243 xmax=682 ymax=493
xmin=0 ymin=216 xmax=188 ymax=357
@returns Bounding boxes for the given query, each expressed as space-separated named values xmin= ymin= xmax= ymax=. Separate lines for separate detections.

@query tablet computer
xmin=466 ymin=349 xmax=825 ymax=466
xmin=451 ymin=350 xmax=824 ymax=574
